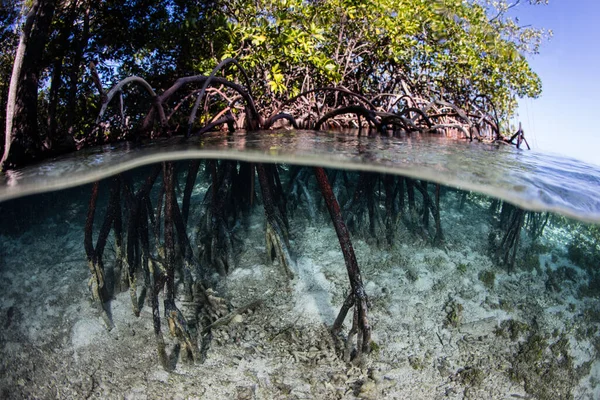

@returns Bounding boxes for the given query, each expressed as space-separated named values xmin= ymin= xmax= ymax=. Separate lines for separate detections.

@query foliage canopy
xmin=221 ymin=0 xmax=544 ymax=116
xmin=1 ymin=0 xmax=550 ymax=167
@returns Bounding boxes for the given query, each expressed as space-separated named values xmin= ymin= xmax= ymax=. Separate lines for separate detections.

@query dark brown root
xmin=257 ymin=163 xmax=295 ymax=278
xmin=490 ymin=202 xmax=526 ymax=271
xmin=202 ymin=160 xmax=237 ymax=275
xmin=83 ymin=161 xmax=239 ymax=369
xmin=162 ymin=162 xmax=201 ymax=364
xmin=343 ymin=172 xmax=379 ymax=241
xmin=84 ymin=179 xmax=122 ymax=329
xmin=314 ymin=167 xmax=371 ymax=361
xmin=413 ymin=181 xmax=444 ymax=244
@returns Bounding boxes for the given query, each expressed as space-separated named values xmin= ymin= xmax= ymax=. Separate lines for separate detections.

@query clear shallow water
xmin=1 ymin=130 xmax=600 ymax=223
xmin=0 ymin=132 xmax=599 ymax=399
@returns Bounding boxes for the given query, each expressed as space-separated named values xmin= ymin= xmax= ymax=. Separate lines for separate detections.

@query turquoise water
xmin=0 ymin=131 xmax=598 ymax=399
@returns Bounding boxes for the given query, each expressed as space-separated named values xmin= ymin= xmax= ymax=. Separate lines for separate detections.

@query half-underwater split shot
xmin=1 ymin=132 xmax=600 ymax=399
xmin=1 ymin=1 xmax=600 ymax=399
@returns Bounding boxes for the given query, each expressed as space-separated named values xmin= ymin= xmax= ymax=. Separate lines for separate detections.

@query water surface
xmin=2 ymin=130 xmax=600 ymax=223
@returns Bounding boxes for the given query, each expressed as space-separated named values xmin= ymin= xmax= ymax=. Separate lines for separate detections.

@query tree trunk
xmin=2 ymin=4 xmax=37 ymax=170
xmin=66 ymin=5 xmax=90 ymax=138
xmin=46 ymin=1 xmax=78 ymax=151
xmin=2 ymin=0 xmax=56 ymax=170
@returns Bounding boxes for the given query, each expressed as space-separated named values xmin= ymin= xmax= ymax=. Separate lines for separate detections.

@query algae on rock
xmin=508 ymin=332 xmax=592 ymax=400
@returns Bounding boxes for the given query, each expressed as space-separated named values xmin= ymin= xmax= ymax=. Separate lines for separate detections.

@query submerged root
xmin=196 ymin=160 xmax=240 ymax=275
xmin=176 ymin=283 xmax=231 ymax=365
xmin=86 ymin=259 xmax=114 ymax=330
xmin=314 ymin=167 xmax=372 ymax=361
xmin=155 ymin=331 xmax=169 ymax=370
xmin=84 ymin=181 xmax=117 ymax=328
xmin=490 ymin=202 xmax=526 ymax=271
xmin=197 ymin=216 xmax=237 ymax=276
xmin=113 ymin=242 xmax=128 ymax=293
xmin=332 ymin=292 xmax=372 ymax=362
xmin=209 ymin=222 xmax=237 ymax=275
xmin=127 ymin=263 xmax=140 ymax=317
xmin=343 ymin=172 xmax=379 ymax=241
xmin=86 ymin=259 xmax=105 ymax=302
xmin=257 ymin=163 xmax=296 ymax=279
xmin=198 ymin=287 xmax=230 ymax=324
xmin=265 ymin=218 xmax=295 ymax=278
xmin=165 ymin=299 xmax=200 ymax=364
xmin=287 ymin=167 xmax=317 ymax=223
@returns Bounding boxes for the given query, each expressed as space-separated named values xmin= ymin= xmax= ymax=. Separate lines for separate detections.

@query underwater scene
xmin=0 ymin=133 xmax=599 ymax=399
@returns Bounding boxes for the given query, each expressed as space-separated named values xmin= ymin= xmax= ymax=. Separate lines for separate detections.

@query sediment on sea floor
xmin=0 ymin=161 xmax=599 ymax=399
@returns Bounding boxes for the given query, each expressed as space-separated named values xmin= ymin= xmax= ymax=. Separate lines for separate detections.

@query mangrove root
xmin=314 ymin=166 xmax=371 ymax=361
xmin=257 ymin=163 xmax=296 ymax=278
xmin=165 ymin=298 xmax=201 ymax=364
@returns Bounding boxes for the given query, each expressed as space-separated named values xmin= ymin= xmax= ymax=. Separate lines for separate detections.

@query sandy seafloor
xmin=0 ymin=181 xmax=599 ymax=400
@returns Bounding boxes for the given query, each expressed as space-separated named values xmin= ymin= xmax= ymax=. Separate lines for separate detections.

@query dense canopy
xmin=0 ymin=0 xmax=550 ymax=169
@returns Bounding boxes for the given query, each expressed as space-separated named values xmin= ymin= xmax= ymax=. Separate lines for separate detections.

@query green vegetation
xmin=444 ymin=299 xmax=464 ymax=328
xmin=495 ymin=319 xmax=531 ymax=341
xmin=508 ymin=332 xmax=591 ymax=400
xmin=567 ymin=224 xmax=600 ymax=272
xmin=521 ymin=242 xmax=548 ymax=273
xmin=405 ymin=267 xmax=419 ymax=283
xmin=457 ymin=366 xmax=485 ymax=387
xmin=578 ymin=273 xmax=600 ymax=298
xmin=222 ymin=0 xmax=544 ymax=112
xmin=1 ymin=0 xmax=550 ymax=169
xmin=489 ymin=297 xmax=515 ymax=313
xmin=546 ymin=265 xmax=578 ymax=293
xmin=424 ymin=254 xmax=447 ymax=272
xmin=521 ymin=252 xmax=541 ymax=273
xmin=408 ymin=354 xmax=426 ymax=370
xmin=478 ymin=269 xmax=495 ymax=290
xmin=369 ymin=340 xmax=381 ymax=354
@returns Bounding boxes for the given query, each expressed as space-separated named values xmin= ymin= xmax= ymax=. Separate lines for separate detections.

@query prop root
xmin=314 ymin=167 xmax=371 ymax=360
